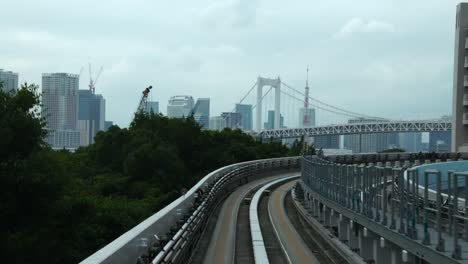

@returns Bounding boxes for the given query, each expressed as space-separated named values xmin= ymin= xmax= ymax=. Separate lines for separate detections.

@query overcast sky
xmin=1 ymin=0 xmax=462 ymax=127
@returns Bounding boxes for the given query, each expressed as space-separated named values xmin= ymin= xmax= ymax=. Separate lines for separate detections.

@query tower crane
xmin=136 ymin=85 xmax=153 ymax=113
xmin=88 ymin=63 xmax=103 ymax=94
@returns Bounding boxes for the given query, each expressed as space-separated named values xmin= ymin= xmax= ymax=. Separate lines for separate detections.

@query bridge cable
xmin=279 ymin=90 xmax=366 ymax=119
xmin=281 ymin=81 xmax=386 ymax=120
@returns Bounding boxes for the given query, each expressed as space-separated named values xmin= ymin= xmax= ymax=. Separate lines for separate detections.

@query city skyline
xmin=1 ymin=0 xmax=459 ymax=127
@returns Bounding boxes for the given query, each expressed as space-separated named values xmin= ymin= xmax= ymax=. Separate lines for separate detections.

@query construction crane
xmin=136 ymin=85 xmax=153 ymax=113
xmin=88 ymin=63 xmax=103 ymax=94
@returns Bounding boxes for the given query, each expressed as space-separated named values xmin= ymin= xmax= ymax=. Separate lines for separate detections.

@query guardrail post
xmin=405 ymin=165 xmax=411 ymax=238
xmin=398 ymin=168 xmax=405 ymax=234
xmin=390 ymin=168 xmax=397 ymax=230
xmin=452 ymin=172 xmax=461 ymax=259
xmin=447 ymin=170 xmax=454 ymax=237
xmin=411 ymin=168 xmax=418 ymax=239
xmin=435 ymin=170 xmax=445 ymax=252
xmin=465 ymin=174 xmax=468 ymax=243
xmin=382 ymin=166 xmax=390 ymax=226
xmin=375 ymin=166 xmax=382 ymax=223
xmin=422 ymin=170 xmax=431 ymax=245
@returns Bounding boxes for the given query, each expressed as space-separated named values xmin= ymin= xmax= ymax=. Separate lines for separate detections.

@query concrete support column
xmin=358 ymin=227 xmax=374 ymax=262
xmin=390 ymin=245 xmax=403 ymax=264
xmin=376 ymin=237 xmax=392 ymax=264
xmin=324 ymin=206 xmax=331 ymax=227
xmin=338 ymin=214 xmax=349 ymax=242
xmin=348 ymin=220 xmax=359 ymax=252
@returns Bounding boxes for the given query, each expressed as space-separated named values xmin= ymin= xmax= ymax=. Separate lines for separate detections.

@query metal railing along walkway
xmin=301 ymin=156 xmax=468 ymax=263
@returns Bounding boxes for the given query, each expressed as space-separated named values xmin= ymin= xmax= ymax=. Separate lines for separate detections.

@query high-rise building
xmin=313 ymin=135 xmax=340 ymax=149
xmin=192 ymin=98 xmax=210 ymax=129
xmin=104 ymin=121 xmax=113 ymax=131
xmin=429 ymin=131 xmax=451 ymax=152
xmin=209 ymin=116 xmax=225 ymax=131
xmin=264 ymin=110 xmax=285 ymax=129
xmin=221 ymin=112 xmax=242 ymax=129
xmin=0 ymin=69 xmax=18 ymax=92
xmin=452 ymin=3 xmax=468 ymax=151
xmin=299 ymin=108 xmax=316 ymax=128
xmin=146 ymin=101 xmax=159 ymax=114
xmin=167 ymin=95 xmax=194 ymax=118
xmin=235 ymin=104 xmax=253 ymax=131
xmin=78 ymin=90 xmax=106 ymax=146
xmin=343 ymin=118 xmax=394 ymax=153
xmin=398 ymin=132 xmax=422 ymax=153
xmin=42 ymin=73 xmax=80 ymax=149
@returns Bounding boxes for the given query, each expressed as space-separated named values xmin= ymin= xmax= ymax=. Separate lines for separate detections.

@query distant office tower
xmin=264 ymin=110 xmax=285 ymax=129
xmin=429 ymin=131 xmax=451 ymax=152
xmin=235 ymin=104 xmax=253 ymax=131
xmin=192 ymin=98 xmax=210 ymax=129
xmin=42 ymin=73 xmax=80 ymax=148
xmin=78 ymin=90 xmax=106 ymax=146
xmin=398 ymin=132 xmax=422 ymax=153
xmin=146 ymin=101 xmax=159 ymax=114
xmin=436 ymin=140 xmax=450 ymax=152
xmin=452 ymin=3 xmax=468 ymax=151
xmin=299 ymin=108 xmax=316 ymax=128
xmin=209 ymin=116 xmax=225 ymax=131
xmin=104 ymin=121 xmax=113 ymax=131
xmin=313 ymin=135 xmax=340 ymax=149
xmin=0 ymin=69 xmax=18 ymax=92
xmin=167 ymin=95 xmax=194 ymax=118
xmin=343 ymin=118 xmax=393 ymax=153
xmin=221 ymin=112 xmax=242 ymax=129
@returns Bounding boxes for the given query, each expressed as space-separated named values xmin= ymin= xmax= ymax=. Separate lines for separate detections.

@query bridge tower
xmin=256 ymin=76 xmax=281 ymax=131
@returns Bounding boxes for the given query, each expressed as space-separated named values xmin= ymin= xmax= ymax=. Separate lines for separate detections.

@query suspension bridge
xmin=224 ymin=75 xmax=451 ymax=153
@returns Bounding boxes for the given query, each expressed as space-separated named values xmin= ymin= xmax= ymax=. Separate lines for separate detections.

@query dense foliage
xmin=0 ymin=84 xmax=297 ymax=264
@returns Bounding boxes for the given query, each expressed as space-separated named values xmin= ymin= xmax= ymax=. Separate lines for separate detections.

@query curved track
xmin=203 ymin=174 xmax=294 ymax=264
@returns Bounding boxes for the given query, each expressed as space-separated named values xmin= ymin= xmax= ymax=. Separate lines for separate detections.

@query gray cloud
xmin=0 ymin=0 xmax=458 ymax=126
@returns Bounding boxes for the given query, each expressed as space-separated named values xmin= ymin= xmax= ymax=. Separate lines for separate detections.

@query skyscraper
xmin=398 ymin=132 xmax=422 ymax=153
xmin=235 ymin=104 xmax=253 ymax=131
xmin=343 ymin=118 xmax=393 ymax=153
xmin=192 ymin=98 xmax=210 ymax=129
xmin=78 ymin=90 xmax=106 ymax=146
xmin=429 ymin=131 xmax=451 ymax=152
xmin=264 ymin=110 xmax=285 ymax=129
xmin=221 ymin=112 xmax=242 ymax=129
xmin=452 ymin=3 xmax=468 ymax=151
xmin=104 ymin=121 xmax=114 ymax=131
xmin=313 ymin=135 xmax=340 ymax=149
xmin=0 ymin=69 xmax=18 ymax=92
xmin=167 ymin=95 xmax=194 ymax=118
xmin=209 ymin=116 xmax=225 ymax=130
xmin=42 ymin=73 xmax=80 ymax=148
xmin=146 ymin=101 xmax=159 ymax=114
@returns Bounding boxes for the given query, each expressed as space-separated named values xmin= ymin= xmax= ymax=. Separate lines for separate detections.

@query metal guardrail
xmin=81 ymin=157 xmax=300 ymax=264
xmin=301 ymin=156 xmax=468 ymax=263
